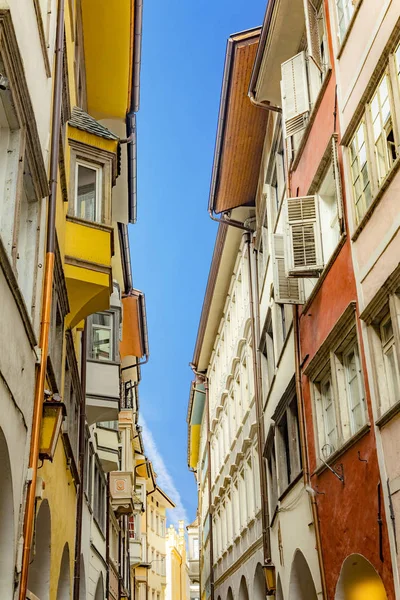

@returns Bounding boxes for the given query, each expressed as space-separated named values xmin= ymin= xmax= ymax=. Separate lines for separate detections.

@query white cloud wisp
xmin=140 ymin=416 xmax=188 ymax=529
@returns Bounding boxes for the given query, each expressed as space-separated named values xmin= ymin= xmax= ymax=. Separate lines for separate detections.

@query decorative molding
xmin=304 ymin=302 xmax=357 ymax=378
xmin=360 ymin=264 xmax=400 ymax=324
xmin=64 ymin=255 xmax=111 ymax=275
xmin=0 ymin=9 xmax=49 ymax=200
xmin=32 ymin=0 xmax=51 ymax=77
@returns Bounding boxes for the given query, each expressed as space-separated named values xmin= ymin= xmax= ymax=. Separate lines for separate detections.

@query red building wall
xmin=291 ymin=2 xmax=394 ymax=596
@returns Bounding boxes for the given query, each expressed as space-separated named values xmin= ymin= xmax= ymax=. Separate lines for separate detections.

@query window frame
xmin=74 ymin=158 xmax=103 ymax=223
xmin=87 ymin=310 xmax=118 ymax=363
xmin=335 ymin=0 xmax=355 ymax=42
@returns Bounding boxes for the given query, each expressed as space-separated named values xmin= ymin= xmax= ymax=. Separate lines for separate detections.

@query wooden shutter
xmin=272 ymin=234 xmax=304 ymax=304
xmin=304 ymin=0 xmax=322 ymax=70
xmin=332 ymin=135 xmax=345 ymax=233
xmin=285 ymin=195 xmax=324 ymax=276
xmin=281 ymin=52 xmax=310 ymax=139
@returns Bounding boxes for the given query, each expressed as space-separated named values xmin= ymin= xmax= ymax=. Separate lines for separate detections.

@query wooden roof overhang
xmin=209 ymin=28 xmax=269 ymax=215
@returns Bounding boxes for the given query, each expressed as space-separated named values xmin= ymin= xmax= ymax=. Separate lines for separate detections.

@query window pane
xmin=322 ymin=378 xmax=337 ymax=451
xmin=77 ymin=164 xmax=97 ymax=221
xmin=369 ymin=75 xmax=396 ymax=184
xmin=345 ymin=347 xmax=365 ymax=433
xmin=350 ymin=122 xmax=371 ymax=223
xmin=91 ymin=313 xmax=113 ymax=361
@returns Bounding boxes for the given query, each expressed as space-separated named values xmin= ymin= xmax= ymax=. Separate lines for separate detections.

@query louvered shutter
xmin=281 ymin=52 xmax=310 ymax=139
xmin=272 ymin=234 xmax=304 ymax=304
xmin=304 ymin=0 xmax=322 ymax=70
xmin=285 ymin=195 xmax=324 ymax=276
xmin=332 ymin=135 xmax=345 ymax=233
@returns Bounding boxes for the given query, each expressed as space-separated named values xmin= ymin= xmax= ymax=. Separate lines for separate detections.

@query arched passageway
xmin=0 ymin=428 xmax=14 ymax=597
xmin=94 ymin=573 xmax=105 ymax=600
xmin=253 ymin=562 xmax=267 ymax=599
xmin=289 ymin=550 xmax=318 ymax=600
xmin=227 ymin=587 xmax=234 ymax=600
xmin=239 ymin=576 xmax=249 ymax=600
xmin=56 ymin=543 xmax=70 ymax=599
xmin=27 ymin=499 xmax=51 ymax=599
xmin=335 ymin=554 xmax=388 ymax=600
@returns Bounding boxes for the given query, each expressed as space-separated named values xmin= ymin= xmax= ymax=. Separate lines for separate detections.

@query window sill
xmin=301 ymin=234 xmax=347 ymax=316
xmin=86 ymin=358 xmax=120 ymax=366
xmin=291 ymin=68 xmax=333 ymax=172
xmin=336 ymin=0 xmax=364 ymax=61
xmin=278 ymin=470 xmax=303 ymax=504
xmin=376 ymin=400 xmax=400 ymax=428
xmin=313 ymin=422 xmax=371 ymax=477
xmin=351 ymin=156 xmax=400 ymax=242
xmin=66 ymin=214 xmax=113 ymax=233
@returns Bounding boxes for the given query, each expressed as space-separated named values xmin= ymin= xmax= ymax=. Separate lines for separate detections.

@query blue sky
xmin=130 ymin=0 xmax=267 ymax=526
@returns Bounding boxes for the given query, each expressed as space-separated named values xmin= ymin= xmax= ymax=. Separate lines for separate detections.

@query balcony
xmin=86 ymin=360 xmax=120 ymax=424
xmin=64 ymin=216 xmax=113 ymax=329
xmin=94 ymin=425 xmax=119 ymax=472
xmin=110 ymin=471 xmax=134 ymax=516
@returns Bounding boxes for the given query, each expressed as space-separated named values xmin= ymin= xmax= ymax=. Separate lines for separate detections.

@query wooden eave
xmin=210 ymin=29 xmax=269 ymax=215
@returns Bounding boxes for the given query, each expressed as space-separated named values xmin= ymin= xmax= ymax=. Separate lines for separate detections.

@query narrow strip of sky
xmin=130 ymin=0 xmax=268 ymax=522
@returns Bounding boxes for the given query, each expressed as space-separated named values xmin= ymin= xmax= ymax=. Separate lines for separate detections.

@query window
xmin=160 ymin=517 xmax=165 ymax=538
xmin=347 ymin=47 xmax=400 ymax=225
xmin=93 ymin=460 xmax=106 ymax=532
xmin=75 ymin=160 xmax=102 ymax=222
xmin=335 ymin=0 xmax=355 ymax=41
xmin=260 ymin=311 xmax=275 ymax=387
xmin=193 ymin=537 xmax=199 ymax=559
xmin=369 ymin=75 xmax=396 ymax=185
xmin=308 ymin=306 xmax=367 ymax=460
xmin=63 ymin=343 xmax=81 ymax=463
xmin=156 ymin=514 xmax=159 ymax=536
xmin=380 ymin=313 xmax=400 ymax=411
xmin=88 ymin=312 xmax=115 ymax=361
xmin=275 ymin=395 xmax=302 ymax=492
xmin=349 ymin=122 xmax=372 ymax=223
xmin=266 ymin=440 xmax=278 ymax=516
xmin=85 ymin=443 xmax=94 ymax=504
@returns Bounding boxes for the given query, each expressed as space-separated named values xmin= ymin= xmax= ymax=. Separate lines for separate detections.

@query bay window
xmin=88 ymin=311 xmax=116 ymax=362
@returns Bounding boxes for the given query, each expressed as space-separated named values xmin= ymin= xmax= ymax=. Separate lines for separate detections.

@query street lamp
xmin=39 ymin=394 xmax=66 ymax=461
xmin=263 ymin=561 xmax=276 ymax=594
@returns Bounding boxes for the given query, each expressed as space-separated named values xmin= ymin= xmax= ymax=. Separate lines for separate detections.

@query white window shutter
xmin=304 ymin=0 xmax=322 ymax=70
xmin=272 ymin=233 xmax=305 ymax=304
xmin=281 ymin=52 xmax=310 ymax=139
xmin=285 ymin=195 xmax=324 ymax=276
xmin=331 ymin=135 xmax=345 ymax=233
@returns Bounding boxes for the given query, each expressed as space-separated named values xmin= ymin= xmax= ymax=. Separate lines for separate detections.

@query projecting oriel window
xmin=75 ymin=160 xmax=102 ymax=222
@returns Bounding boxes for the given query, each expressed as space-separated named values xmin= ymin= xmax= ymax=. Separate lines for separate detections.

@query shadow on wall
xmin=27 ymin=499 xmax=51 ymax=600
xmin=289 ymin=550 xmax=318 ymax=600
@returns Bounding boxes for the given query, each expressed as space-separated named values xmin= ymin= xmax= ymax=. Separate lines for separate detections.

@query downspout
xmin=18 ymin=0 xmax=65 ymax=596
xmin=204 ymin=378 xmax=215 ymax=600
xmin=106 ymin=473 xmax=110 ymax=597
xmin=73 ymin=322 xmax=88 ymax=600
xmin=248 ymin=92 xmax=282 ymax=114
xmin=293 ymin=304 xmax=327 ymax=600
xmin=245 ymin=233 xmax=272 ymax=579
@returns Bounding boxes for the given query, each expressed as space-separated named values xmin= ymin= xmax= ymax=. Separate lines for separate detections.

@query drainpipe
xmin=248 ymin=92 xmax=282 ymax=114
xmin=73 ymin=322 xmax=88 ymax=599
xmin=18 ymin=0 xmax=65 ymax=596
xmin=293 ymin=304 xmax=328 ymax=600
xmin=204 ymin=378 xmax=215 ymax=600
xmin=106 ymin=473 xmax=110 ymax=597
xmin=245 ymin=233 xmax=272 ymax=580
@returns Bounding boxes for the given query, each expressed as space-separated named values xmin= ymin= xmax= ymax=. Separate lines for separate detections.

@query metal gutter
xmin=131 ymin=0 xmax=143 ymax=113
xmin=118 ymin=222 xmax=133 ymax=293
xmin=126 ymin=112 xmax=137 ymax=224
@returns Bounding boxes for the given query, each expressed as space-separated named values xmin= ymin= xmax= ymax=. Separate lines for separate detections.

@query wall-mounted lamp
xmin=263 ymin=561 xmax=276 ymax=594
xmin=39 ymin=395 xmax=66 ymax=461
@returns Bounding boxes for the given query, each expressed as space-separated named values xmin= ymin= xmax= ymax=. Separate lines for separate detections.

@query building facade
xmin=187 ymin=518 xmax=200 ymax=600
xmin=165 ymin=521 xmax=190 ymax=600
xmin=189 ymin=2 xmax=400 ymax=600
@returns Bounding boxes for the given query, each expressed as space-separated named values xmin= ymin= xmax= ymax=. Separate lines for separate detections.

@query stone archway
xmin=27 ymin=499 xmax=51 ymax=599
xmin=56 ymin=543 xmax=70 ymax=599
xmin=0 ymin=428 xmax=14 ymax=596
xmin=335 ymin=554 xmax=388 ymax=600
xmin=253 ymin=562 xmax=267 ymax=599
xmin=227 ymin=587 xmax=234 ymax=600
xmin=289 ymin=550 xmax=318 ymax=600
xmin=239 ymin=576 xmax=249 ymax=600
xmin=94 ymin=573 xmax=105 ymax=600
